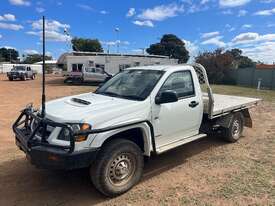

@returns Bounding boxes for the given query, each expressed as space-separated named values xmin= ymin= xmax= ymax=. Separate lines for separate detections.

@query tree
xmin=195 ymin=49 xmax=234 ymax=84
xmin=0 ymin=47 xmax=19 ymax=62
xmin=226 ymin=48 xmax=255 ymax=68
xmin=146 ymin=34 xmax=189 ymax=63
xmin=71 ymin=37 xmax=103 ymax=52
xmin=23 ymin=54 xmax=52 ymax=64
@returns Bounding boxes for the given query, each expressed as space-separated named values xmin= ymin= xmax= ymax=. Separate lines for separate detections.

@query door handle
xmin=189 ymin=101 xmax=199 ymax=108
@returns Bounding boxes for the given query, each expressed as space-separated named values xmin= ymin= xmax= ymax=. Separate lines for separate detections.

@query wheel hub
xmin=108 ymin=153 xmax=135 ymax=186
xmin=232 ymin=119 xmax=240 ymax=136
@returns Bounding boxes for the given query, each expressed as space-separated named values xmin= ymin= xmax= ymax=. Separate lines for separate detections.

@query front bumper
xmin=13 ymin=106 xmax=98 ymax=170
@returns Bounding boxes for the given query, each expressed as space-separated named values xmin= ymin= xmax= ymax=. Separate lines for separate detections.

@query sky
xmin=0 ymin=0 xmax=275 ymax=63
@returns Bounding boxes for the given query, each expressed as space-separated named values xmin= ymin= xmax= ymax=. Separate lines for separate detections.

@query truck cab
xmin=13 ymin=64 xmax=260 ymax=197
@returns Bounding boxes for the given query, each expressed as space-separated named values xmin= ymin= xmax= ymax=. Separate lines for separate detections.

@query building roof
xmin=256 ymin=64 xmax=275 ymax=70
xmin=34 ymin=60 xmax=57 ymax=65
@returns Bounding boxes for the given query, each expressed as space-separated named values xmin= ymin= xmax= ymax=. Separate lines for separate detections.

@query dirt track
xmin=0 ymin=74 xmax=274 ymax=206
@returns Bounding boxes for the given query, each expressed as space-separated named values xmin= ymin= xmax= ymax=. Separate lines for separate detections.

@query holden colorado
xmin=13 ymin=64 xmax=260 ymax=197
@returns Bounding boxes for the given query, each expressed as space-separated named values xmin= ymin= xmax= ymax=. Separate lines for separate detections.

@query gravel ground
xmin=0 ymin=74 xmax=274 ymax=206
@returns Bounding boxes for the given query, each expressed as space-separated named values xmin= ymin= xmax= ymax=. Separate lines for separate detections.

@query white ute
xmin=13 ymin=64 xmax=260 ymax=197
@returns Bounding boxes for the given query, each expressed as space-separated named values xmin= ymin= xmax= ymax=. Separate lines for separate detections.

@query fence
xmin=229 ymin=67 xmax=275 ymax=90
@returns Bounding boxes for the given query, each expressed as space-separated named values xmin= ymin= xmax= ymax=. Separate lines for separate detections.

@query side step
xmin=156 ymin=133 xmax=207 ymax=154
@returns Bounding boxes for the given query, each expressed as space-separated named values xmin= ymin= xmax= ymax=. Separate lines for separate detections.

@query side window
xmin=159 ymin=71 xmax=195 ymax=98
xmin=95 ymin=68 xmax=104 ymax=74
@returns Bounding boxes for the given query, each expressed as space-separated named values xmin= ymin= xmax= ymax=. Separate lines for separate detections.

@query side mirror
xmin=155 ymin=90 xmax=178 ymax=104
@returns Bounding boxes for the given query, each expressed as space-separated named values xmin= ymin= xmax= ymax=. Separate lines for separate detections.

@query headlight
xmin=58 ymin=123 xmax=91 ymax=142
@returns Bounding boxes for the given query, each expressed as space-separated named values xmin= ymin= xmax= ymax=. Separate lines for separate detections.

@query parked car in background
xmin=64 ymin=67 xmax=112 ymax=83
xmin=7 ymin=66 xmax=36 ymax=81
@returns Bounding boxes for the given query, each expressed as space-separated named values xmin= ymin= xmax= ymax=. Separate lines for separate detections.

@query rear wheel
xmin=31 ymin=74 xmax=35 ymax=80
xmin=90 ymin=139 xmax=144 ymax=197
xmin=8 ymin=77 xmax=13 ymax=81
xmin=223 ymin=113 xmax=244 ymax=142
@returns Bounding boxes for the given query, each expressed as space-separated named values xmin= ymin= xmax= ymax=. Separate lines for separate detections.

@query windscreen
xmin=96 ymin=69 xmax=164 ymax=101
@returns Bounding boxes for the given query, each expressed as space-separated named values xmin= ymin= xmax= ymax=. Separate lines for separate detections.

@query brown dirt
xmin=0 ymin=74 xmax=274 ymax=206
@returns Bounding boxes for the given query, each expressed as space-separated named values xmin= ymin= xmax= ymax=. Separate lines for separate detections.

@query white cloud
xmin=0 ymin=14 xmax=16 ymax=21
xmin=137 ymin=3 xmax=184 ymax=21
xmin=100 ymin=10 xmax=108 ymax=14
xmin=77 ymin=4 xmax=93 ymax=11
xmin=31 ymin=19 xmax=70 ymax=32
xmin=201 ymin=31 xmax=220 ymax=39
xmin=182 ymin=39 xmax=199 ymax=62
xmin=3 ymin=46 xmax=16 ymax=50
xmin=126 ymin=8 xmax=136 ymax=17
xmin=101 ymin=40 xmax=129 ymax=46
xmin=238 ymin=9 xmax=247 ymax=16
xmin=241 ymin=41 xmax=275 ymax=63
xmin=27 ymin=30 xmax=71 ymax=42
xmin=24 ymin=49 xmax=39 ymax=54
xmin=201 ymin=36 xmax=226 ymax=47
xmin=219 ymin=0 xmax=251 ymax=7
xmin=221 ymin=9 xmax=233 ymax=15
xmin=36 ymin=7 xmax=45 ymax=13
xmin=232 ymin=32 xmax=275 ymax=45
xmin=9 ymin=0 xmax=30 ymax=6
xmin=200 ymin=0 xmax=210 ymax=5
xmin=27 ymin=19 xmax=71 ymax=42
xmin=0 ymin=22 xmax=23 ymax=30
xmin=242 ymin=24 xmax=252 ymax=29
xmin=0 ymin=34 xmax=2 ymax=39
xmin=225 ymin=24 xmax=236 ymax=32
xmin=254 ymin=8 xmax=275 ymax=16
xmin=133 ymin=20 xmax=154 ymax=27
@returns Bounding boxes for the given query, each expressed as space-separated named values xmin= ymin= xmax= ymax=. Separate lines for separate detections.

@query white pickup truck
xmin=13 ymin=64 xmax=260 ymax=197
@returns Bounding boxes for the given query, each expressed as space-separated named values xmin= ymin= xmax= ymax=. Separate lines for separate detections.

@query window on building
xmin=72 ymin=64 xmax=83 ymax=72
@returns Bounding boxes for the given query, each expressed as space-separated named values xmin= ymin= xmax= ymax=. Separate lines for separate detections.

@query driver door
xmin=152 ymin=70 xmax=203 ymax=148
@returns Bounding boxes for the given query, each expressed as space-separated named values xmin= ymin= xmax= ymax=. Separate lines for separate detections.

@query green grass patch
xmin=209 ymin=85 xmax=275 ymax=102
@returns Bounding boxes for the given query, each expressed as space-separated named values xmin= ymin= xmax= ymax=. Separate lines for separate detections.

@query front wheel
xmin=90 ymin=139 xmax=144 ymax=197
xmin=21 ymin=75 xmax=26 ymax=81
xmin=223 ymin=113 xmax=244 ymax=142
xmin=31 ymin=74 xmax=35 ymax=80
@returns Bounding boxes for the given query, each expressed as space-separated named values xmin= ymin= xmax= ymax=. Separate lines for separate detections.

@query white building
xmin=57 ymin=52 xmax=178 ymax=75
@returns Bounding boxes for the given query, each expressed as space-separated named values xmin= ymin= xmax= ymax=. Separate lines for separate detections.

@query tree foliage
xmin=146 ymin=34 xmax=189 ymax=63
xmin=71 ymin=37 xmax=103 ymax=52
xmin=225 ymin=48 xmax=255 ymax=68
xmin=0 ymin=47 xmax=19 ymax=62
xmin=23 ymin=54 xmax=52 ymax=64
xmin=195 ymin=49 xmax=234 ymax=84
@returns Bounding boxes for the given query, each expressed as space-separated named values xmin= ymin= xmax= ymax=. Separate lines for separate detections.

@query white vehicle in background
xmin=13 ymin=64 xmax=260 ymax=197
xmin=64 ymin=66 xmax=111 ymax=83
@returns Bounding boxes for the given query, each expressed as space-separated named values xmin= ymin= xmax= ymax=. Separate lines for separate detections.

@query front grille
xmin=31 ymin=119 xmax=55 ymax=139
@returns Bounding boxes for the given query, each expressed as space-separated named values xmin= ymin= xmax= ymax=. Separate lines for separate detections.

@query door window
xmin=85 ymin=67 xmax=95 ymax=73
xmin=159 ymin=71 xmax=195 ymax=98
xmin=95 ymin=68 xmax=104 ymax=74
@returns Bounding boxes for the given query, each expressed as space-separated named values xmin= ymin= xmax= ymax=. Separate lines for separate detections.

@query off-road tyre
xmin=90 ymin=139 xmax=144 ymax=197
xmin=223 ymin=113 xmax=244 ymax=143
